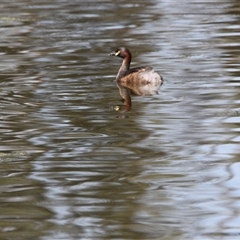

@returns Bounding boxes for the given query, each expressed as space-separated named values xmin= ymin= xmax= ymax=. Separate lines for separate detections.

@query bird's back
xmin=120 ymin=66 xmax=163 ymax=85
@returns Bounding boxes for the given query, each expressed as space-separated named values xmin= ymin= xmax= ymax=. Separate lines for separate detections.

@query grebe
xmin=110 ymin=47 xmax=163 ymax=85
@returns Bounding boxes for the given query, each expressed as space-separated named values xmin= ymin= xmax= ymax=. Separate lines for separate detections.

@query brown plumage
xmin=110 ymin=47 xmax=163 ymax=85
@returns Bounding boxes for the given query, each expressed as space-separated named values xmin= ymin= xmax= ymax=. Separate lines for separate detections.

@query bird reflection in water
xmin=115 ymin=78 xmax=162 ymax=111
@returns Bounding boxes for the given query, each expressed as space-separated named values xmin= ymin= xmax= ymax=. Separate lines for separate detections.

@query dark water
xmin=0 ymin=0 xmax=240 ymax=239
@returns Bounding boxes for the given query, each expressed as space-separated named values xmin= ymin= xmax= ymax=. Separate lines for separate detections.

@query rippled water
xmin=0 ymin=0 xmax=240 ymax=239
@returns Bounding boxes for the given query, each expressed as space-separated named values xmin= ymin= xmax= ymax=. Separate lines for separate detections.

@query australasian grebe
xmin=110 ymin=47 xmax=163 ymax=84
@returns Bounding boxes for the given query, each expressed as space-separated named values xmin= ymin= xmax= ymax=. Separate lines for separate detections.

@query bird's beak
xmin=109 ymin=50 xmax=120 ymax=56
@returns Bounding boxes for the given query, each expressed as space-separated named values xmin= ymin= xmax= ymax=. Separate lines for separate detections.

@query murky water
xmin=0 ymin=0 xmax=240 ymax=239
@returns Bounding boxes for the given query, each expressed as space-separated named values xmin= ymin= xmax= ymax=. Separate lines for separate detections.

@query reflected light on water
xmin=0 ymin=0 xmax=240 ymax=240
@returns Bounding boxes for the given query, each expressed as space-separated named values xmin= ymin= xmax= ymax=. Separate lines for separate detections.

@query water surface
xmin=0 ymin=0 xmax=240 ymax=239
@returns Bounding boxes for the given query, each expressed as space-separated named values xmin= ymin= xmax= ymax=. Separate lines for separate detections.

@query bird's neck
xmin=116 ymin=55 xmax=131 ymax=81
